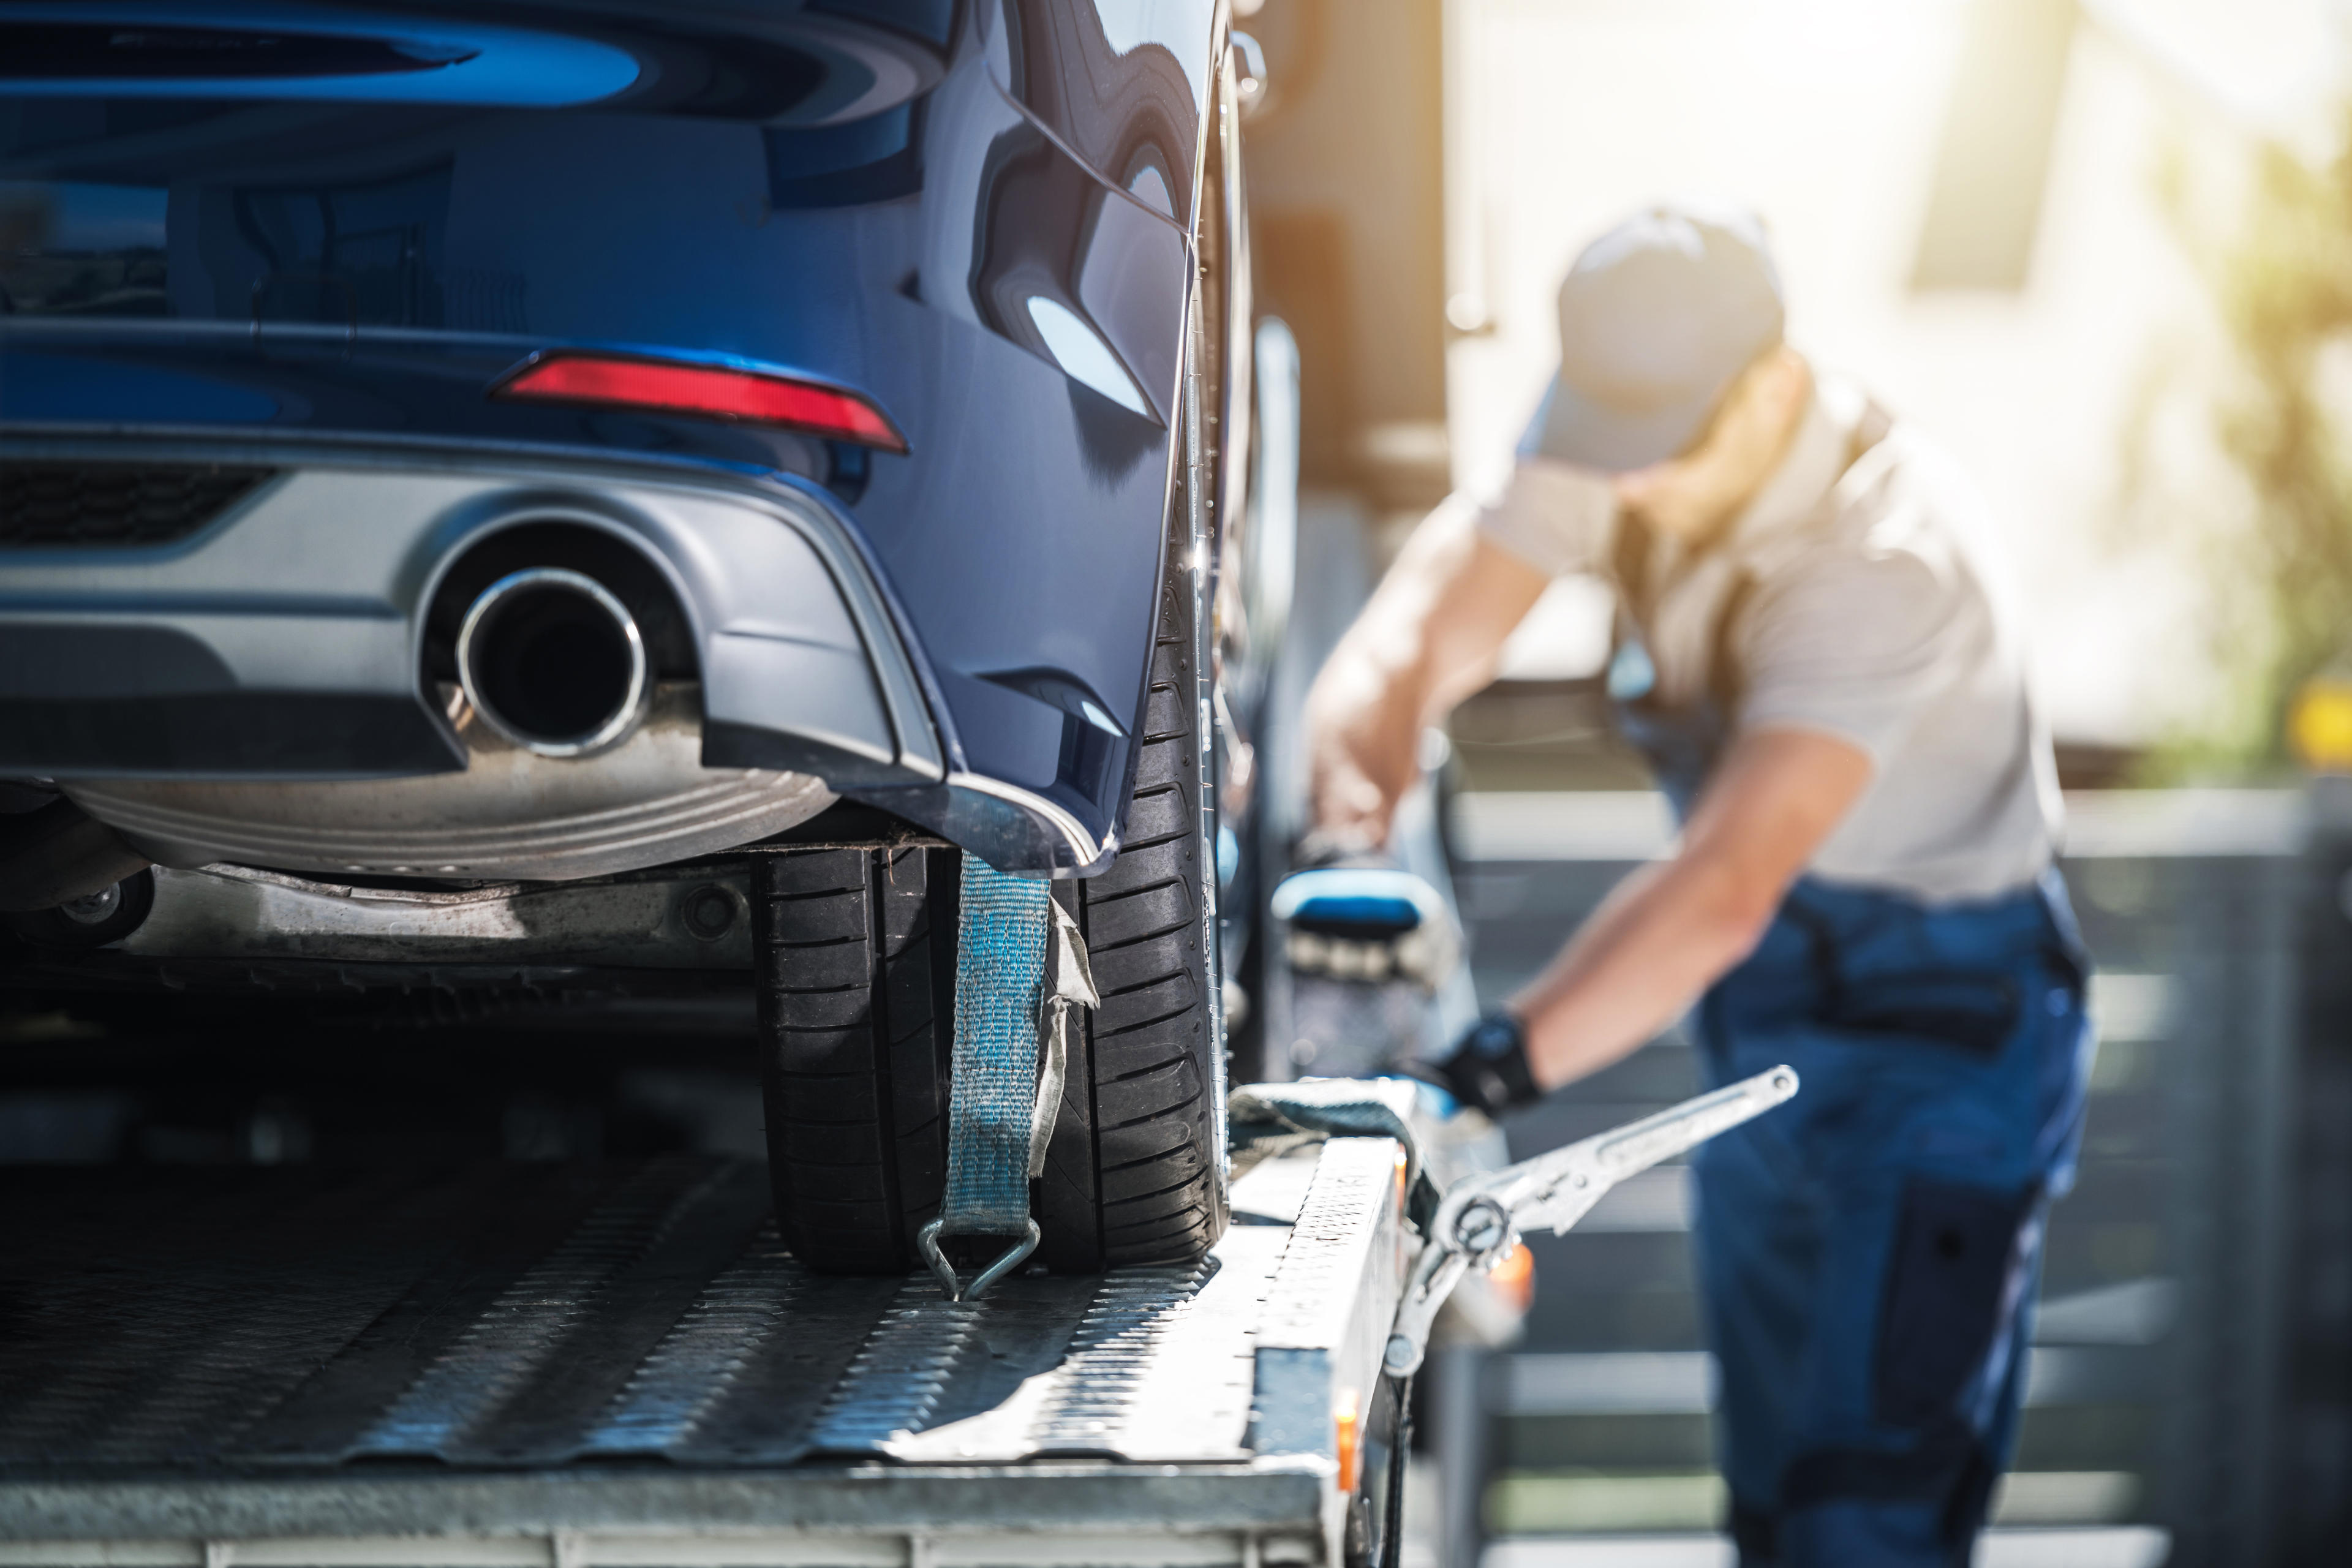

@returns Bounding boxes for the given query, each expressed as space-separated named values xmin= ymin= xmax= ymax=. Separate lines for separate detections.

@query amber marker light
xmin=492 ymin=351 xmax=909 ymax=453
xmin=1333 ymin=1388 xmax=1362 ymax=1494
xmin=1487 ymin=1240 xmax=1536 ymax=1316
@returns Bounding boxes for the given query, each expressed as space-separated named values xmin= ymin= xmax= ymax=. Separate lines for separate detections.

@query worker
xmin=1301 ymin=205 xmax=2095 ymax=1566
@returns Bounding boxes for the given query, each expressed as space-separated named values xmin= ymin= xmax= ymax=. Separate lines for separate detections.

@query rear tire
xmin=753 ymin=554 xmax=1229 ymax=1275
xmin=753 ymin=846 xmax=955 ymax=1273
xmin=1035 ymin=541 xmax=1228 ymax=1272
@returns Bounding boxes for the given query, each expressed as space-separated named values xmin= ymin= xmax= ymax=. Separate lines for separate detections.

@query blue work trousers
xmin=1689 ymin=871 xmax=2094 ymax=1567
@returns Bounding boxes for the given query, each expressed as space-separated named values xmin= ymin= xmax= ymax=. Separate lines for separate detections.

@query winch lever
xmin=1383 ymin=1064 xmax=1800 ymax=1377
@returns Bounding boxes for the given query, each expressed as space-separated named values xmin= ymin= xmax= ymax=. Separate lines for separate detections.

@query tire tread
xmin=1035 ymin=558 xmax=1227 ymax=1272
xmin=756 ymin=846 xmax=953 ymax=1273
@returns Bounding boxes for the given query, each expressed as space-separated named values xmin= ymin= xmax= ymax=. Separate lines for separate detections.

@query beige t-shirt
xmin=1474 ymin=382 xmax=2062 ymax=905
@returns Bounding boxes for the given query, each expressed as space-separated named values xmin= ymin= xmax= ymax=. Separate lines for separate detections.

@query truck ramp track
xmin=0 ymin=1157 xmax=1280 ymax=1470
xmin=0 ymin=1141 xmax=1409 ymax=1564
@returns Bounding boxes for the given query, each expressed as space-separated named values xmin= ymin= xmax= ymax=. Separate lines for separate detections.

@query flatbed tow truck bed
xmin=0 ymin=1139 xmax=1410 ymax=1568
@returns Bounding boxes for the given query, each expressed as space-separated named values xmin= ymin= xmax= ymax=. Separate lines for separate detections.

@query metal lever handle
xmin=1383 ymin=1065 xmax=1798 ymax=1376
xmin=1513 ymin=1065 xmax=1798 ymax=1238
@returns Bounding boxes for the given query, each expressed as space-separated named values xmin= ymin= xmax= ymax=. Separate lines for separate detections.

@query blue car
xmin=0 ymin=1 xmax=1273 ymax=1276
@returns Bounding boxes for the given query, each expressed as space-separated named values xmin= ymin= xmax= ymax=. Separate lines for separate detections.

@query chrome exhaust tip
xmin=456 ymin=567 xmax=650 ymax=758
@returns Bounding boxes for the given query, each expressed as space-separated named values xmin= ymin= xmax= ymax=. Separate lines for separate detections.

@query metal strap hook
xmin=916 ymin=1216 xmax=1041 ymax=1303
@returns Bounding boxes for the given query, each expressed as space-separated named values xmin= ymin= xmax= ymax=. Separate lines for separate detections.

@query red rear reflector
xmin=494 ymin=353 xmax=907 ymax=453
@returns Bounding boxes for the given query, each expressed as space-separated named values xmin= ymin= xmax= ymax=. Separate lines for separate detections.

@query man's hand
xmin=1305 ymin=500 xmax=1550 ymax=851
xmin=1512 ymin=727 xmax=1873 ymax=1090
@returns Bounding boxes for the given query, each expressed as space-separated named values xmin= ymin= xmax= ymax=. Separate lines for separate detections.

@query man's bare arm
xmin=1304 ymin=499 xmax=1550 ymax=850
xmin=1513 ymin=728 xmax=1874 ymax=1088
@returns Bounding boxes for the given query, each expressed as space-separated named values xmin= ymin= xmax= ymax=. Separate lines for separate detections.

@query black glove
xmin=1411 ymin=1008 xmax=1541 ymax=1118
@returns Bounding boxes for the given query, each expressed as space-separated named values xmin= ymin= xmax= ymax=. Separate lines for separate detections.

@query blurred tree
xmin=2171 ymin=113 xmax=2352 ymax=767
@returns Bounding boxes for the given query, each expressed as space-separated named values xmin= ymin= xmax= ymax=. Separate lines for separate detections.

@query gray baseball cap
xmin=1521 ymin=204 xmax=1785 ymax=473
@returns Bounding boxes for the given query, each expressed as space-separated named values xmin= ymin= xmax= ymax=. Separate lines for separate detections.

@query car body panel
xmin=983 ymin=0 xmax=1215 ymax=232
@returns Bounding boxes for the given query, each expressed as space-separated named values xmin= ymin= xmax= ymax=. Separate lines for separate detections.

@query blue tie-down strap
xmin=920 ymin=855 xmax=1098 ymax=1301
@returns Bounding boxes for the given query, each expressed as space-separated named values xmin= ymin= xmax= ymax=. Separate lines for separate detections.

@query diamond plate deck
xmin=0 ymin=1137 xmax=1409 ymax=1560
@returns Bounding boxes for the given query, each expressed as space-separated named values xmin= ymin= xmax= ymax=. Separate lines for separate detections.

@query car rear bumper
xmin=0 ymin=432 xmax=943 ymax=780
xmin=0 ymin=434 xmax=1119 ymax=877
